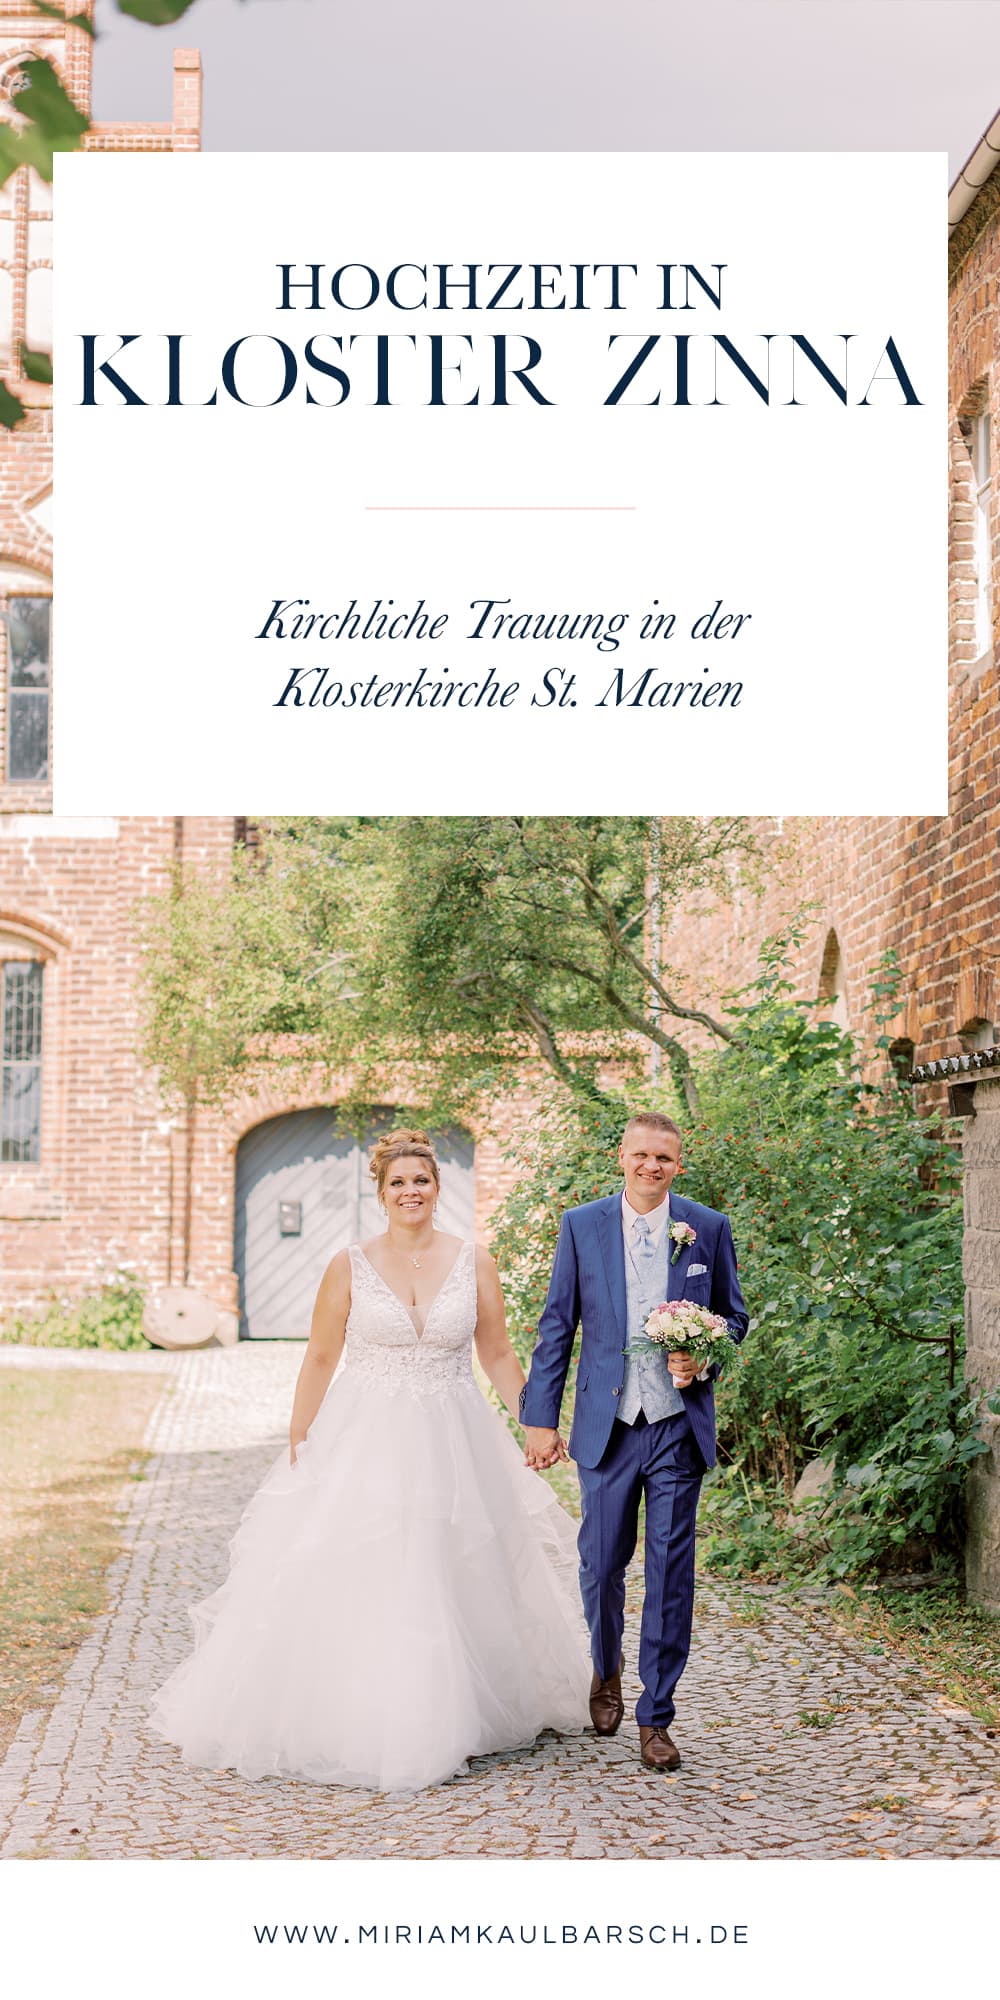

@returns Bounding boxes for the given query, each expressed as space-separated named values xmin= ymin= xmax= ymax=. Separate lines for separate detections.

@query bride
xmin=150 ymin=1129 xmax=591 ymax=1791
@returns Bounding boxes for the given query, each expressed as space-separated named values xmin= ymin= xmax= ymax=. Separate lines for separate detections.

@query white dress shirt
xmin=621 ymin=1188 xmax=670 ymax=1248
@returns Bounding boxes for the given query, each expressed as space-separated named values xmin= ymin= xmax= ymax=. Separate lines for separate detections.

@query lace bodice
xmin=343 ymin=1240 xmax=478 ymax=1395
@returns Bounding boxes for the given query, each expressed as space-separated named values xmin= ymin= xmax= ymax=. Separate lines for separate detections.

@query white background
xmin=6 ymin=1856 xmax=994 ymax=1997
xmin=53 ymin=151 xmax=946 ymax=815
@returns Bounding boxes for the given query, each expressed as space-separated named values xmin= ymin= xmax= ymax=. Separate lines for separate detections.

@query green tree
xmin=490 ymin=931 xmax=995 ymax=1579
xmin=137 ymin=815 xmax=765 ymax=1120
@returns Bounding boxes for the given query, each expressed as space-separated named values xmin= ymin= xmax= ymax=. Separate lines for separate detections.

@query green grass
xmin=806 ymin=1581 xmax=1000 ymax=1727
xmin=725 ymin=1591 xmax=769 ymax=1626
xmin=0 ymin=1368 xmax=164 ymax=1756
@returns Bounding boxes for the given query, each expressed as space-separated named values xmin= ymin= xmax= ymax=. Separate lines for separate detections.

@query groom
xmin=519 ymin=1111 xmax=748 ymax=1771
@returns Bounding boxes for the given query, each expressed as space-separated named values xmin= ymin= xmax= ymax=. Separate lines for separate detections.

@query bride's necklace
xmin=389 ymin=1234 xmax=434 ymax=1272
xmin=388 ymin=1199 xmax=437 ymax=1274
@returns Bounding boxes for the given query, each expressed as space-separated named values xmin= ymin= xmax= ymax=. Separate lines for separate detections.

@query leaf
xmin=0 ymin=118 xmax=54 ymax=187
xmin=117 ymin=0 xmax=201 ymax=20
xmin=31 ymin=3 xmax=96 ymax=33
xmin=845 ymin=1462 xmax=880 ymax=1489
xmin=19 ymin=344 xmax=52 ymax=385
xmin=17 ymin=56 xmax=89 ymax=144
xmin=0 ymin=378 xmax=26 ymax=429
xmin=0 ymin=57 xmax=89 ymax=182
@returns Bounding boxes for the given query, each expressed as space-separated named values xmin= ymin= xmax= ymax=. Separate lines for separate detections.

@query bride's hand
xmin=534 ymin=1436 xmax=569 ymax=1470
xmin=524 ymin=1426 xmax=568 ymax=1470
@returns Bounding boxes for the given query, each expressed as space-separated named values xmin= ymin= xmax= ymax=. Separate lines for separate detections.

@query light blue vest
xmin=618 ymin=1211 xmax=686 ymax=1425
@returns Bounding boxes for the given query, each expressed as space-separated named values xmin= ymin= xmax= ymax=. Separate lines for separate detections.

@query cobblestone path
xmin=2 ymin=1344 xmax=998 ymax=1860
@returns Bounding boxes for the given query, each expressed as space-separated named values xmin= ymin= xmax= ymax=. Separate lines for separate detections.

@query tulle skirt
xmin=149 ymin=1366 xmax=591 ymax=1791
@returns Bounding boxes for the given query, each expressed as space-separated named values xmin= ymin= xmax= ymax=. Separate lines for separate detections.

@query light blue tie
xmin=634 ymin=1214 xmax=656 ymax=1268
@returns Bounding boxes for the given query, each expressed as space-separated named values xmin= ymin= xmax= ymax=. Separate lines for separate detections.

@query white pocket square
xmin=688 ymin=1262 xmax=708 ymax=1275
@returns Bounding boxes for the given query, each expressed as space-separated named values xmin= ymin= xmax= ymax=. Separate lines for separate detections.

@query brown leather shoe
xmin=589 ymin=1657 xmax=624 ymax=1736
xmin=639 ymin=1725 xmax=681 ymax=1771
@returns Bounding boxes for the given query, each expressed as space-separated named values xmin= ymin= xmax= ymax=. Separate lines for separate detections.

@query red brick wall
xmin=1 ymin=817 xmax=171 ymax=1305
xmin=662 ymin=186 xmax=1000 ymax=1084
xmin=2 ymin=56 xmax=996 ymax=1312
xmin=0 ymin=813 xmax=564 ymax=1314
xmin=0 ymin=9 xmax=202 ymax=812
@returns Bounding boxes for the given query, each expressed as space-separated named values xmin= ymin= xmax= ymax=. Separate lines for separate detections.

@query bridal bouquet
xmin=642 ymin=1299 xmax=734 ymax=1387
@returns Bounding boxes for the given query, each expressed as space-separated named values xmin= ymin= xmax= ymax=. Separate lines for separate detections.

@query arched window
xmin=1 ymin=956 xmax=42 ymax=1161
xmin=3 ymin=591 xmax=50 ymax=781
xmin=0 ymin=912 xmax=65 ymax=1167
xmin=959 ymin=385 xmax=993 ymax=662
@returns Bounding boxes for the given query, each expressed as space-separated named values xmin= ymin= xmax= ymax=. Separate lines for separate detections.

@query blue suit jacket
xmin=519 ymin=1190 xmax=748 ymax=1470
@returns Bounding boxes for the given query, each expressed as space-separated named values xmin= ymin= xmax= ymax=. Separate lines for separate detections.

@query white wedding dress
xmin=150 ymin=1241 xmax=591 ymax=1791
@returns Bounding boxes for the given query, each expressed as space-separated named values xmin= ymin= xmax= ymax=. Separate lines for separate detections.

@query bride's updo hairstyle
xmin=369 ymin=1128 xmax=441 ymax=1203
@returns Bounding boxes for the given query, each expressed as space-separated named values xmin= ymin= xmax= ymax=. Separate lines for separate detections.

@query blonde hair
xmin=369 ymin=1128 xmax=441 ymax=1201
xmin=622 ymin=1111 xmax=683 ymax=1148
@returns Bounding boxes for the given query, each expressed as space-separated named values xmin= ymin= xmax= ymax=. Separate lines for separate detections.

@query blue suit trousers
xmin=577 ymin=1408 xmax=703 ymax=1728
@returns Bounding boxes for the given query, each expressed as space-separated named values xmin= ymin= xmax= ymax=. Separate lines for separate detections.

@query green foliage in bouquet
xmin=1 ymin=1271 xmax=148 ymax=1350
xmin=633 ymin=1301 xmax=735 ymax=1371
xmin=492 ymin=928 xmax=994 ymax=1581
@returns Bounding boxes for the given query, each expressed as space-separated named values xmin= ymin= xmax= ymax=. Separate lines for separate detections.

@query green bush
xmin=492 ymin=932 xmax=997 ymax=1581
xmin=1 ymin=1272 xmax=149 ymax=1351
xmin=492 ymin=1084 xmax=625 ymax=1370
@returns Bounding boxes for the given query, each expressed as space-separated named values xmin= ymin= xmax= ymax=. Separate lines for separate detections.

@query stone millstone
xmin=143 ymin=1287 xmax=220 ymax=1351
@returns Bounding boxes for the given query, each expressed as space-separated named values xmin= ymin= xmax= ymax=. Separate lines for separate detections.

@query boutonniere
xmin=669 ymin=1220 xmax=697 ymax=1265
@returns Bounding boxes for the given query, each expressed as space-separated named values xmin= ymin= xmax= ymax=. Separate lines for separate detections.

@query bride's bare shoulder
xmin=473 ymin=1240 xmax=501 ymax=1282
xmin=317 ymin=1246 xmax=353 ymax=1294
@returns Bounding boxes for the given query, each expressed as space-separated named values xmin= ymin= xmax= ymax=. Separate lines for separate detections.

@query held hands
xmin=523 ymin=1425 xmax=569 ymax=1471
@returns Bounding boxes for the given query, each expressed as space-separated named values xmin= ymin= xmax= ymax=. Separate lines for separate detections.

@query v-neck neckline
xmin=356 ymin=1241 xmax=470 ymax=1342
